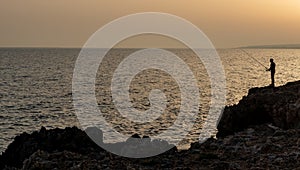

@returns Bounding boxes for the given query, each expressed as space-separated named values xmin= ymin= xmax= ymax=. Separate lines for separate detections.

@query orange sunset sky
xmin=0 ymin=0 xmax=300 ymax=48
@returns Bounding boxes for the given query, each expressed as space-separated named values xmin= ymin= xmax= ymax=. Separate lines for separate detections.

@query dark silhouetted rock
xmin=217 ymin=81 xmax=300 ymax=137
xmin=0 ymin=126 xmax=103 ymax=169
xmin=2 ymin=80 xmax=300 ymax=169
xmin=1 ymin=124 xmax=300 ymax=169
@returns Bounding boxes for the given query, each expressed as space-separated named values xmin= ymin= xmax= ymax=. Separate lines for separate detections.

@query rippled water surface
xmin=1 ymin=48 xmax=300 ymax=152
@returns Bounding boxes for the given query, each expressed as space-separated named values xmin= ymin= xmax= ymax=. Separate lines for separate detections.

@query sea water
xmin=1 ymin=48 xmax=299 ymax=152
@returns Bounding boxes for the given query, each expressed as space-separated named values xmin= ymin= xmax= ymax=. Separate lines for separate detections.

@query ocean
xmin=1 ymin=48 xmax=300 ymax=152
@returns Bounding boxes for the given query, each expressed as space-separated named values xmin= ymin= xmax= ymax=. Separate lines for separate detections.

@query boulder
xmin=217 ymin=81 xmax=300 ymax=137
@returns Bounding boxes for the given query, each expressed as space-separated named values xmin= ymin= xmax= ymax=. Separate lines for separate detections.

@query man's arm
xmin=266 ymin=64 xmax=271 ymax=71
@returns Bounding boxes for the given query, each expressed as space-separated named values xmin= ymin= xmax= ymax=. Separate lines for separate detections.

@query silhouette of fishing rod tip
xmin=240 ymin=49 xmax=268 ymax=69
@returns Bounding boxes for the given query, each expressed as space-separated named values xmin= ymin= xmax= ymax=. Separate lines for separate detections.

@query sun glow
xmin=0 ymin=0 xmax=299 ymax=48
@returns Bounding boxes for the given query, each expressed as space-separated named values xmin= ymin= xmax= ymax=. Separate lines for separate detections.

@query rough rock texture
xmin=0 ymin=127 xmax=176 ymax=170
xmin=0 ymin=127 xmax=101 ymax=169
xmin=217 ymin=81 xmax=300 ymax=137
xmin=1 ymin=80 xmax=300 ymax=169
xmin=1 ymin=125 xmax=300 ymax=169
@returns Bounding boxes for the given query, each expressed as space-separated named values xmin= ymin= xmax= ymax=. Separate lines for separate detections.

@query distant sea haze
xmin=0 ymin=48 xmax=299 ymax=152
xmin=240 ymin=44 xmax=300 ymax=49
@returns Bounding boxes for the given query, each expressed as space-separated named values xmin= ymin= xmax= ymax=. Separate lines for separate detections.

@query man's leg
xmin=271 ymin=72 xmax=275 ymax=87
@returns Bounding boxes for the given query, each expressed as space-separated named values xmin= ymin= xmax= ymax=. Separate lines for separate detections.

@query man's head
xmin=270 ymin=58 xmax=274 ymax=62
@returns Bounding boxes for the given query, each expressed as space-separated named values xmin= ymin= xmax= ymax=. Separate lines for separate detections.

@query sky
xmin=0 ymin=0 xmax=300 ymax=48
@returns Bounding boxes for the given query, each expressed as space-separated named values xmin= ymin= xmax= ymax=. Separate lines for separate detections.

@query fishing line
xmin=240 ymin=49 xmax=268 ymax=69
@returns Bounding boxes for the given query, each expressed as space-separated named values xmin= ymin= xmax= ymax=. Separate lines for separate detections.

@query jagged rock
xmin=1 ymin=124 xmax=300 ymax=169
xmin=2 ymin=81 xmax=300 ymax=169
xmin=217 ymin=81 xmax=300 ymax=137
xmin=0 ymin=128 xmax=175 ymax=169
xmin=85 ymin=126 xmax=103 ymax=146
xmin=0 ymin=126 xmax=103 ymax=169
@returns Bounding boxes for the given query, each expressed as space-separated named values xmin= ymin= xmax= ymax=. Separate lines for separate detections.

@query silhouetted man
xmin=266 ymin=58 xmax=276 ymax=87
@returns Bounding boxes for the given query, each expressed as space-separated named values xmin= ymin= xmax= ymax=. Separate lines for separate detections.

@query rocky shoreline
xmin=1 ymin=81 xmax=300 ymax=169
xmin=217 ymin=80 xmax=300 ymax=137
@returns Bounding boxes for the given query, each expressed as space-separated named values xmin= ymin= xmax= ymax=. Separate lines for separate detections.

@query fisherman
xmin=266 ymin=58 xmax=276 ymax=87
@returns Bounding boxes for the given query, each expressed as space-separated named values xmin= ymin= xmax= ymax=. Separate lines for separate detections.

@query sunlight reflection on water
xmin=0 ymin=48 xmax=299 ymax=151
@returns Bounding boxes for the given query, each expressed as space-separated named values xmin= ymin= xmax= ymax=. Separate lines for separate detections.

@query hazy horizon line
xmin=1 ymin=43 xmax=300 ymax=50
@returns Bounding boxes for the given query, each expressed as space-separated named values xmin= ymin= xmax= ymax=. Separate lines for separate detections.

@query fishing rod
xmin=240 ymin=49 xmax=268 ymax=69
